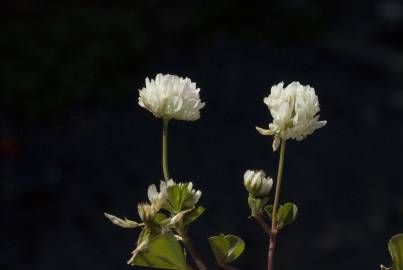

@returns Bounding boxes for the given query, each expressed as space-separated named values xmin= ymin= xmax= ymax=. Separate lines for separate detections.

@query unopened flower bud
xmin=244 ymin=170 xmax=273 ymax=198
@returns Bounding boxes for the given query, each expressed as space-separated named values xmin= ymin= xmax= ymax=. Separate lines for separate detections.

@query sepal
xmin=248 ymin=195 xmax=270 ymax=217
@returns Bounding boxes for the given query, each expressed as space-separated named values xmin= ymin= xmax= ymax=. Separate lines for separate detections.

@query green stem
xmin=177 ymin=226 xmax=209 ymax=270
xmin=268 ymin=139 xmax=286 ymax=270
xmin=162 ymin=118 xmax=170 ymax=181
xmin=271 ymin=140 xmax=286 ymax=232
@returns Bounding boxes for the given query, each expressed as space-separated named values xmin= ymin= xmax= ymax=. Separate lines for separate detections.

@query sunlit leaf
xmin=164 ymin=184 xmax=183 ymax=213
xmin=128 ymin=231 xmax=188 ymax=269
xmin=389 ymin=234 xmax=403 ymax=270
xmin=276 ymin=203 xmax=298 ymax=226
xmin=164 ymin=182 xmax=200 ymax=214
xmin=182 ymin=206 xmax=205 ymax=226
xmin=208 ymin=234 xmax=245 ymax=264
xmin=169 ymin=209 xmax=193 ymax=225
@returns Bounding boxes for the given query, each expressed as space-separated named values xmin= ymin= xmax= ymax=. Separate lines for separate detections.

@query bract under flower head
xmin=138 ymin=73 xmax=205 ymax=121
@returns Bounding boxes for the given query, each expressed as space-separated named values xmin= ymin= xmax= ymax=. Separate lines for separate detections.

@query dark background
xmin=2 ymin=1 xmax=403 ymax=269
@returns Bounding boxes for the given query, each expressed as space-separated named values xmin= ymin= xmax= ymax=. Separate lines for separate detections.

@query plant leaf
xmin=183 ymin=206 xmax=205 ymax=226
xmin=104 ymin=212 xmax=140 ymax=228
xmin=389 ymin=234 xmax=403 ymax=270
xmin=128 ymin=231 xmax=188 ymax=269
xmin=154 ymin=212 xmax=169 ymax=226
xmin=164 ymin=183 xmax=199 ymax=214
xmin=169 ymin=209 xmax=193 ymax=225
xmin=164 ymin=184 xmax=183 ymax=213
xmin=225 ymin=235 xmax=245 ymax=263
xmin=208 ymin=234 xmax=245 ymax=264
xmin=276 ymin=203 xmax=298 ymax=226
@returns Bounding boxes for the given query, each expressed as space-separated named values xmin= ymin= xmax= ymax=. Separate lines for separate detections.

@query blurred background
xmin=1 ymin=0 xmax=403 ymax=269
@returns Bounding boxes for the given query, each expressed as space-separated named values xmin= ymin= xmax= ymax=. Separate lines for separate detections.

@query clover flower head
xmin=138 ymin=73 xmax=205 ymax=121
xmin=182 ymin=181 xmax=202 ymax=208
xmin=137 ymin=202 xmax=156 ymax=223
xmin=256 ymin=81 xmax=327 ymax=151
xmin=244 ymin=169 xmax=273 ymax=198
xmin=147 ymin=181 xmax=168 ymax=211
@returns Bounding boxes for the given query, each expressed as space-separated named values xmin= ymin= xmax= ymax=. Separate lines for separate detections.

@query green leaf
xmin=164 ymin=182 xmax=200 ymax=214
xmin=183 ymin=206 xmax=205 ymax=226
xmin=264 ymin=204 xmax=273 ymax=219
xmin=164 ymin=184 xmax=183 ymax=213
xmin=104 ymin=212 xmax=140 ymax=228
xmin=208 ymin=234 xmax=245 ymax=264
xmin=168 ymin=209 xmax=193 ymax=226
xmin=154 ymin=212 xmax=169 ymax=226
xmin=129 ymin=231 xmax=188 ymax=269
xmin=248 ymin=195 xmax=269 ymax=217
xmin=389 ymin=234 xmax=403 ymax=270
xmin=276 ymin=203 xmax=298 ymax=226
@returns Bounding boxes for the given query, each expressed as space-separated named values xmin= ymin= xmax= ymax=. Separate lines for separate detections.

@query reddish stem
xmin=268 ymin=235 xmax=277 ymax=270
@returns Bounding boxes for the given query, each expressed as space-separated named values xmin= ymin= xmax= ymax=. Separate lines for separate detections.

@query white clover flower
xmin=182 ymin=181 xmax=202 ymax=209
xmin=256 ymin=82 xmax=327 ymax=151
xmin=147 ymin=181 xmax=168 ymax=211
xmin=244 ymin=170 xmax=273 ymax=198
xmin=161 ymin=179 xmax=176 ymax=189
xmin=138 ymin=73 xmax=205 ymax=121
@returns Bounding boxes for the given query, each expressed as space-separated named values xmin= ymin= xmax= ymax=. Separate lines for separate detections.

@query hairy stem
xmin=162 ymin=118 xmax=170 ymax=181
xmin=177 ymin=227 xmax=208 ymax=270
xmin=269 ymin=139 xmax=286 ymax=270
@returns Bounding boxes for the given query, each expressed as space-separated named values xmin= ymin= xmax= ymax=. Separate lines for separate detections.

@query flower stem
xmin=177 ymin=227 xmax=209 ymax=270
xmin=268 ymin=139 xmax=286 ymax=270
xmin=162 ymin=118 xmax=170 ymax=181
